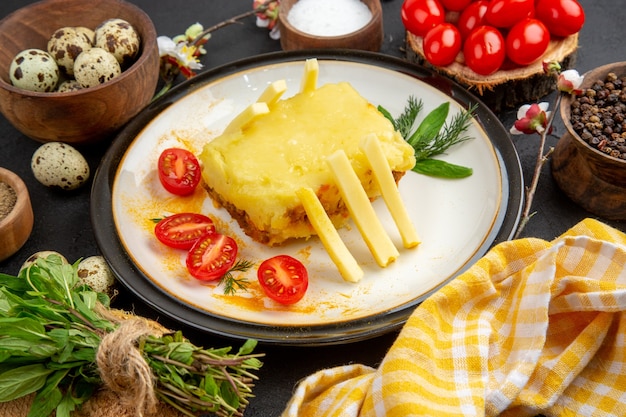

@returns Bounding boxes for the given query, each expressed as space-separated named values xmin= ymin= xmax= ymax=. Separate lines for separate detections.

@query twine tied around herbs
xmin=95 ymin=307 xmax=161 ymax=417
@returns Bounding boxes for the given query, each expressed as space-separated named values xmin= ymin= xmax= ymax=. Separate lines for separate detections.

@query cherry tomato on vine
xmin=186 ymin=233 xmax=238 ymax=281
xmin=157 ymin=148 xmax=201 ymax=196
xmin=401 ymin=0 xmax=446 ymax=37
xmin=485 ymin=0 xmax=535 ymax=28
xmin=463 ymin=26 xmax=506 ymax=75
xmin=423 ymin=23 xmax=462 ymax=66
xmin=257 ymin=255 xmax=308 ymax=305
xmin=154 ymin=213 xmax=216 ymax=250
xmin=506 ymin=18 xmax=550 ymax=66
xmin=457 ymin=1 xmax=489 ymax=39
xmin=535 ymin=0 xmax=585 ymax=37
xmin=439 ymin=0 xmax=472 ymax=11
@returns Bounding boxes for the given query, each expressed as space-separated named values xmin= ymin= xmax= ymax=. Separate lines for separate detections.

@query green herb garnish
xmin=220 ymin=259 xmax=255 ymax=295
xmin=379 ymin=97 xmax=477 ymax=179
xmin=0 ymin=254 xmax=263 ymax=417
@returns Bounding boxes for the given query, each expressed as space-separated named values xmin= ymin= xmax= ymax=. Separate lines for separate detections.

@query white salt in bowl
xmin=278 ymin=0 xmax=383 ymax=51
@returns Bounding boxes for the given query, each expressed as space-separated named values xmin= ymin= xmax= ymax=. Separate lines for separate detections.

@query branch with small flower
xmin=510 ymin=61 xmax=584 ymax=239
xmin=153 ymin=0 xmax=280 ymax=101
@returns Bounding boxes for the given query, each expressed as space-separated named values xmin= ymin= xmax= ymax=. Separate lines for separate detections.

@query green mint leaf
xmin=28 ymin=386 xmax=63 ymax=417
xmin=408 ymin=102 xmax=449 ymax=147
xmin=238 ymin=339 xmax=258 ymax=356
xmin=412 ymin=159 xmax=473 ymax=178
xmin=0 ymin=364 xmax=54 ymax=401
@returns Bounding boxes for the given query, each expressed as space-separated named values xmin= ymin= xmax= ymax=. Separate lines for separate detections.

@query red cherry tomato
xmin=186 ymin=233 xmax=238 ymax=281
xmin=535 ymin=0 xmax=584 ymax=37
xmin=439 ymin=0 xmax=472 ymax=11
xmin=257 ymin=255 xmax=308 ymax=305
xmin=154 ymin=213 xmax=216 ymax=250
xmin=506 ymin=18 xmax=550 ymax=65
xmin=401 ymin=0 xmax=446 ymax=37
xmin=457 ymin=1 xmax=489 ymax=39
xmin=463 ymin=26 xmax=506 ymax=75
xmin=157 ymin=148 xmax=201 ymax=196
xmin=485 ymin=0 xmax=535 ymax=28
xmin=423 ymin=23 xmax=462 ymax=66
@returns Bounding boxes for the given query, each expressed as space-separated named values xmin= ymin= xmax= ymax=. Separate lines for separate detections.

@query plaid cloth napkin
xmin=282 ymin=218 xmax=626 ymax=417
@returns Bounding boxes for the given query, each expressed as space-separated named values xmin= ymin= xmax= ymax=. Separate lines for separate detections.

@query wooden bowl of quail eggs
xmin=0 ymin=0 xmax=160 ymax=145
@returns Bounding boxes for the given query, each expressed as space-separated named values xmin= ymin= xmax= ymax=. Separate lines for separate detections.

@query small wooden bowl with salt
xmin=278 ymin=0 xmax=383 ymax=52
xmin=0 ymin=167 xmax=33 ymax=262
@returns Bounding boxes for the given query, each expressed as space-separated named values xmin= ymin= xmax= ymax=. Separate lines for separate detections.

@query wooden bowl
xmin=0 ymin=0 xmax=160 ymax=145
xmin=551 ymin=61 xmax=626 ymax=220
xmin=278 ymin=0 xmax=383 ymax=52
xmin=0 ymin=167 xmax=34 ymax=262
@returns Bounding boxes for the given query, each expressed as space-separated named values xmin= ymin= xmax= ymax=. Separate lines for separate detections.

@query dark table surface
xmin=1 ymin=0 xmax=625 ymax=416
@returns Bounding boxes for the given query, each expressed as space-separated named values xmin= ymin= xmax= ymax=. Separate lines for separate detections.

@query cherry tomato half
xmin=186 ymin=233 xmax=238 ymax=281
xmin=257 ymin=255 xmax=308 ymax=305
xmin=506 ymin=18 xmax=550 ymax=66
xmin=457 ymin=0 xmax=489 ymax=39
xmin=535 ymin=0 xmax=584 ymax=37
xmin=423 ymin=23 xmax=462 ymax=66
xmin=401 ymin=0 xmax=446 ymax=37
xmin=154 ymin=213 xmax=216 ymax=250
xmin=463 ymin=26 xmax=506 ymax=75
xmin=485 ymin=0 xmax=535 ymax=28
xmin=439 ymin=0 xmax=472 ymax=12
xmin=157 ymin=148 xmax=201 ymax=196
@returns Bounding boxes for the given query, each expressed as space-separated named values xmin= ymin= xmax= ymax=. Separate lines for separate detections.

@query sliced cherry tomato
xmin=457 ymin=0 xmax=489 ymax=39
xmin=157 ymin=148 xmax=201 ymax=196
xmin=485 ymin=0 xmax=535 ymax=28
xmin=463 ymin=26 xmax=506 ymax=75
xmin=186 ymin=233 xmax=238 ymax=281
xmin=535 ymin=0 xmax=584 ymax=37
xmin=439 ymin=0 xmax=472 ymax=11
xmin=423 ymin=23 xmax=462 ymax=66
xmin=505 ymin=18 xmax=550 ymax=66
xmin=154 ymin=213 xmax=216 ymax=250
xmin=257 ymin=255 xmax=308 ymax=305
xmin=401 ymin=0 xmax=446 ymax=37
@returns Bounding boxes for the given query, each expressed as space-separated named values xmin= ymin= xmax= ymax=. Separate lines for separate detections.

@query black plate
xmin=91 ymin=50 xmax=523 ymax=346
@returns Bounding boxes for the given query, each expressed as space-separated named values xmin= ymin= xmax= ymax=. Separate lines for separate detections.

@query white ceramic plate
xmin=92 ymin=51 xmax=522 ymax=345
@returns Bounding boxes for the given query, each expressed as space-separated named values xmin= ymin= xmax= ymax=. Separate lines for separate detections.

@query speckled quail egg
xmin=47 ymin=26 xmax=94 ymax=76
xmin=75 ymin=26 xmax=96 ymax=45
xmin=73 ymin=47 xmax=121 ymax=88
xmin=77 ymin=255 xmax=116 ymax=295
xmin=31 ymin=142 xmax=90 ymax=190
xmin=9 ymin=48 xmax=59 ymax=92
xmin=19 ymin=250 xmax=68 ymax=274
xmin=94 ymin=18 xmax=140 ymax=68
xmin=56 ymin=79 xmax=83 ymax=92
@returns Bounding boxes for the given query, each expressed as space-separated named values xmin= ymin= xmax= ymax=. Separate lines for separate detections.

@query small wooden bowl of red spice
xmin=278 ymin=0 xmax=383 ymax=52
xmin=0 ymin=167 xmax=34 ymax=262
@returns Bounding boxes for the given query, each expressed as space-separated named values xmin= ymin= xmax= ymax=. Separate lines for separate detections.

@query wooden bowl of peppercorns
xmin=0 ymin=167 xmax=34 ymax=262
xmin=552 ymin=61 xmax=626 ymax=220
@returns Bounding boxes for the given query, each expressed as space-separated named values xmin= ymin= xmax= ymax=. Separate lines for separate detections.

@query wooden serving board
xmin=405 ymin=32 xmax=579 ymax=112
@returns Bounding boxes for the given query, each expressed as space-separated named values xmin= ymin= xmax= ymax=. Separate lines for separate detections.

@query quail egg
xmin=75 ymin=26 xmax=96 ymax=45
xmin=77 ymin=255 xmax=116 ymax=295
xmin=47 ymin=26 xmax=94 ymax=76
xmin=19 ymin=250 xmax=68 ymax=274
xmin=73 ymin=47 xmax=121 ymax=88
xmin=9 ymin=49 xmax=60 ymax=92
xmin=56 ymin=79 xmax=83 ymax=92
xmin=94 ymin=18 xmax=140 ymax=68
xmin=31 ymin=142 xmax=90 ymax=190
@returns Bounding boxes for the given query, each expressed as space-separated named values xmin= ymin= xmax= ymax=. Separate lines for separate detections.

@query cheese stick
xmin=299 ymin=58 xmax=319 ymax=94
xmin=222 ymin=102 xmax=269 ymax=134
xmin=257 ymin=79 xmax=287 ymax=108
xmin=296 ymin=187 xmax=364 ymax=283
xmin=360 ymin=134 xmax=420 ymax=249
xmin=327 ymin=150 xmax=399 ymax=268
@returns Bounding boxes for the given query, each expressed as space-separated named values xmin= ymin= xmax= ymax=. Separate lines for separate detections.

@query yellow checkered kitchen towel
xmin=282 ymin=218 xmax=626 ymax=417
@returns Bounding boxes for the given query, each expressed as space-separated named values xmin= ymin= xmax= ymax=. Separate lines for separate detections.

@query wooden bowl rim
xmin=0 ymin=167 xmax=32 ymax=230
xmin=278 ymin=0 xmax=382 ymax=41
xmin=560 ymin=60 xmax=626 ymax=166
xmin=0 ymin=0 xmax=157 ymax=98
